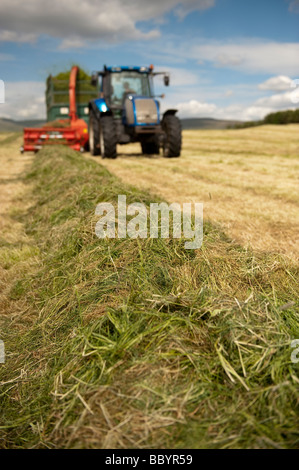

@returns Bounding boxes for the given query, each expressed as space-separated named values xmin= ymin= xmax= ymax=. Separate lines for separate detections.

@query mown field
xmin=0 ymin=128 xmax=298 ymax=449
xmin=99 ymin=125 xmax=299 ymax=260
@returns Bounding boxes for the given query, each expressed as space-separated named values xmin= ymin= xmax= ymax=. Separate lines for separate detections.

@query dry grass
xmin=0 ymin=133 xmax=32 ymax=226
xmin=0 ymin=144 xmax=298 ymax=449
xmin=97 ymin=124 xmax=299 ymax=261
xmin=0 ymin=133 xmax=36 ymax=330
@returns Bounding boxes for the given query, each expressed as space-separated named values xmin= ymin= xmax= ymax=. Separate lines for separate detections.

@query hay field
xmin=0 ymin=129 xmax=298 ymax=449
xmin=98 ymin=124 xmax=299 ymax=261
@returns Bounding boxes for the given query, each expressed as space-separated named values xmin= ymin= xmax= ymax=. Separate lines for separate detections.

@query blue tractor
xmin=88 ymin=65 xmax=181 ymax=159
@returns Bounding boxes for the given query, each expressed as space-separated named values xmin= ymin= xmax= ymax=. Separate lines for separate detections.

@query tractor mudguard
xmin=163 ymin=109 xmax=178 ymax=119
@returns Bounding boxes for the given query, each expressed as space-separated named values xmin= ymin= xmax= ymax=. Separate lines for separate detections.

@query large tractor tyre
xmin=162 ymin=115 xmax=182 ymax=158
xmin=89 ymin=111 xmax=101 ymax=156
xmin=141 ymin=137 xmax=160 ymax=155
xmin=100 ymin=116 xmax=117 ymax=159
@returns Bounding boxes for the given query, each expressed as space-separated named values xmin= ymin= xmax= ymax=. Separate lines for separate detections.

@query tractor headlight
xmin=96 ymin=100 xmax=108 ymax=113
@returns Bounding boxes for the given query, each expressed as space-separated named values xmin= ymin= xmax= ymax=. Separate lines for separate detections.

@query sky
xmin=0 ymin=0 xmax=299 ymax=121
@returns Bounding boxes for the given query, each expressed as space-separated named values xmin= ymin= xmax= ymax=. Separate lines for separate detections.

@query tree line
xmin=231 ymin=108 xmax=299 ymax=128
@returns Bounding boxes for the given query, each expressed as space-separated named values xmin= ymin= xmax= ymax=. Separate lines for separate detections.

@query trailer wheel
xmin=100 ymin=116 xmax=117 ymax=159
xmin=89 ymin=111 xmax=100 ymax=156
xmin=162 ymin=115 xmax=181 ymax=158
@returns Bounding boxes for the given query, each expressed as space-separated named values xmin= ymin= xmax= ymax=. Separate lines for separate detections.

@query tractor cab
xmin=92 ymin=65 xmax=168 ymax=103
xmin=104 ymin=67 xmax=155 ymax=109
xmin=88 ymin=65 xmax=181 ymax=159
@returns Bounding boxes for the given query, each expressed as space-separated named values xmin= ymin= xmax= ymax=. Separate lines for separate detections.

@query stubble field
xmin=98 ymin=125 xmax=299 ymax=260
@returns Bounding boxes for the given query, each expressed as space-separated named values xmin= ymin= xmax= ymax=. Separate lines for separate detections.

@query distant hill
xmin=0 ymin=116 xmax=242 ymax=133
xmin=0 ymin=118 xmax=45 ymax=132
xmin=180 ymin=118 xmax=242 ymax=129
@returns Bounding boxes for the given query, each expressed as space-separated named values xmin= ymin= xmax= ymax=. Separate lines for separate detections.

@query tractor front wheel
xmin=162 ymin=115 xmax=181 ymax=158
xmin=89 ymin=111 xmax=100 ymax=156
xmin=100 ymin=116 xmax=117 ymax=159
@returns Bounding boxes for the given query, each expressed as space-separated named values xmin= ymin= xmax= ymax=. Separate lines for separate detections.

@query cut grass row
xmin=0 ymin=146 xmax=298 ymax=448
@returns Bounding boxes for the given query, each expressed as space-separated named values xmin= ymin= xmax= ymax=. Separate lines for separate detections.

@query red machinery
xmin=21 ymin=66 xmax=89 ymax=153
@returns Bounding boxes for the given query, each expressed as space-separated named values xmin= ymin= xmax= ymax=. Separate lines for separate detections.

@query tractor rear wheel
xmin=89 ymin=111 xmax=100 ymax=156
xmin=141 ymin=136 xmax=160 ymax=155
xmin=100 ymin=116 xmax=117 ymax=159
xmin=162 ymin=115 xmax=181 ymax=158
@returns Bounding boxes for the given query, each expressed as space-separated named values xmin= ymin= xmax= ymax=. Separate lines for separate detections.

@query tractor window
xmin=110 ymin=72 xmax=152 ymax=106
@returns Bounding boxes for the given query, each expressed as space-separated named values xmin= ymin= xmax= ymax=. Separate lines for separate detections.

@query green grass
xmin=0 ymin=146 xmax=298 ymax=448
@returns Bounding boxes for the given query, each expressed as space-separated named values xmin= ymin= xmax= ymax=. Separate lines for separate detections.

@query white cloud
xmin=174 ymin=99 xmax=246 ymax=120
xmin=174 ymin=98 xmax=296 ymax=121
xmin=0 ymin=81 xmax=46 ymax=120
xmin=0 ymin=0 xmax=215 ymax=47
xmin=173 ymin=87 xmax=298 ymax=121
xmin=191 ymin=40 xmax=299 ymax=75
xmin=258 ymin=75 xmax=294 ymax=91
xmin=241 ymin=106 xmax=273 ymax=121
xmin=213 ymin=53 xmax=243 ymax=66
xmin=58 ymin=38 xmax=89 ymax=51
xmin=176 ymin=99 xmax=217 ymax=117
xmin=175 ymin=0 xmax=215 ymax=19
xmin=0 ymin=30 xmax=36 ymax=43
xmin=255 ymin=90 xmax=299 ymax=108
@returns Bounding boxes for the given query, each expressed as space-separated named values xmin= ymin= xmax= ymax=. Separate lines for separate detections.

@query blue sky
xmin=0 ymin=0 xmax=299 ymax=121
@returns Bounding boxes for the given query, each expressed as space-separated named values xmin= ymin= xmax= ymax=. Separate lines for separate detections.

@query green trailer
xmin=46 ymin=70 xmax=99 ymax=124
